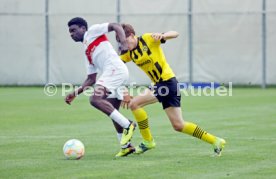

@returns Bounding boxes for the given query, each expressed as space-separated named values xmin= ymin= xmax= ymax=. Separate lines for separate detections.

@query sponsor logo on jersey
xmin=137 ymin=59 xmax=151 ymax=67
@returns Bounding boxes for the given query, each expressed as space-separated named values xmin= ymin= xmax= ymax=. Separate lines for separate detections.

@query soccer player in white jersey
xmin=65 ymin=17 xmax=135 ymax=157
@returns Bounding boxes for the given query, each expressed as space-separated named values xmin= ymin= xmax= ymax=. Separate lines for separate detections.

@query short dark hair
xmin=68 ymin=17 xmax=88 ymax=30
xmin=121 ymin=23 xmax=135 ymax=37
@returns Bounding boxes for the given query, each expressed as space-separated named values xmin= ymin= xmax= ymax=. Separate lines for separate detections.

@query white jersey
xmin=82 ymin=23 xmax=129 ymax=98
xmin=82 ymin=23 xmax=127 ymax=75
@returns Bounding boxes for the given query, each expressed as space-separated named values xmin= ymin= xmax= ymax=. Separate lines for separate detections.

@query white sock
xmin=109 ymin=109 xmax=130 ymax=129
xmin=117 ymin=133 xmax=122 ymax=141
xmin=117 ymin=133 xmax=130 ymax=148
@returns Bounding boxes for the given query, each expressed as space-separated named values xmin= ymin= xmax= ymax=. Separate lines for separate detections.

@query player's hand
xmin=65 ymin=93 xmax=76 ymax=105
xmin=151 ymin=33 xmax=164 ymax=42
xmin=121 ymin=94 xmax=133 ymax=109
xmin=120 ymin=46 xmax=129 ymax=55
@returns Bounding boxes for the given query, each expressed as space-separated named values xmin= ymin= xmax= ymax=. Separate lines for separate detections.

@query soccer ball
xmin=63 ymin=139 xmax=85 ymax=160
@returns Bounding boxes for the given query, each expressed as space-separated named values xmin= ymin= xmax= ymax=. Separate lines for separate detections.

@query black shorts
xmin=153 ymin=77 xmax=181 ymax=109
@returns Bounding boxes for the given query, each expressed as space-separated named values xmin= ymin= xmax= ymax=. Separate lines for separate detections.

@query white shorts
xmin=95 ymin=67 xmax=129 ymax=100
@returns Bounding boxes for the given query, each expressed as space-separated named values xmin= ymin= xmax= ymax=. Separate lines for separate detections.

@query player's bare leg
xmin=129 ymin=88 xmax=158 ymax=110
xmin=106 ymin=97 xmax=124 ymax=133
xmin=165 ymin=107 xmax=226 ymax=156
xmin=90 ymin=85 xmax=135 ymax=147
xmin=106 ymin=97 xmax=135 ymax=157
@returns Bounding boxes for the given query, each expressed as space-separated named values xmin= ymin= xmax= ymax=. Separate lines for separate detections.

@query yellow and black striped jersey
xmin=120 ymin=33 xmax=175 ymax=83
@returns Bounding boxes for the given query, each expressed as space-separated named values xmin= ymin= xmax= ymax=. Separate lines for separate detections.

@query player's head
xmin=117 ymin=23 xmax=137 ymax=50
xmin=68 ymin=17 xmax=88 ymax=42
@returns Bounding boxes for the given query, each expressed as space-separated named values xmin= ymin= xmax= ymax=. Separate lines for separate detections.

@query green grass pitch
xmin=0 ymin=87 xmax=276 ymax=178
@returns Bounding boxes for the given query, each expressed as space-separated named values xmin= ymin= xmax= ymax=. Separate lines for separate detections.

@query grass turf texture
xmin=0 ymin=87 xmax=275 ymax=178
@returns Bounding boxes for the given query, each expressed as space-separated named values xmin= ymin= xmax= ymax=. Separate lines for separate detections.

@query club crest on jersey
xmin=142 ymin=46 xmax=148 ymax=52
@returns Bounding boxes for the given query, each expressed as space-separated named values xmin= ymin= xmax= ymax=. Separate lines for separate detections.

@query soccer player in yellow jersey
xmin=117 ymin=24 xmax=226 ymax=156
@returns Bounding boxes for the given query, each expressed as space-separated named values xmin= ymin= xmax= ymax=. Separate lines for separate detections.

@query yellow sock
xmin=132 ymin=108 xmax=153 ymax=142
xmin=181 ymin=122 xmax=216 ymax=144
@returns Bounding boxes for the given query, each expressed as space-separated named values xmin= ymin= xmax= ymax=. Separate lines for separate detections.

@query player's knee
xmin=90 ymin=98 xmax=101 ymax=109
xmin=172 ymin=122 xmax=184 ymax=132
xmin=129 ymin=101 xmax=139 ymax=110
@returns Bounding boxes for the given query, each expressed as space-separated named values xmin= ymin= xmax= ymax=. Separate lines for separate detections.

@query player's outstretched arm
xmin=151 ymin=31 xmax=179 ymax=41
xmin=163 ymin=31 xmax=179 ymax=40
xmin=65 ymin=73 xmax=97 ymax=105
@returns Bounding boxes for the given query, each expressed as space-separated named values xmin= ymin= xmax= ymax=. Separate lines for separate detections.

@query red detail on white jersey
xmin=85 ymin=35 xmax=108 ymax=64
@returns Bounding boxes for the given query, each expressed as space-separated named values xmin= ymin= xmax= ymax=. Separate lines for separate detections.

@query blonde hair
xmin=121 ymin=23 xmax=135 ymax=37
